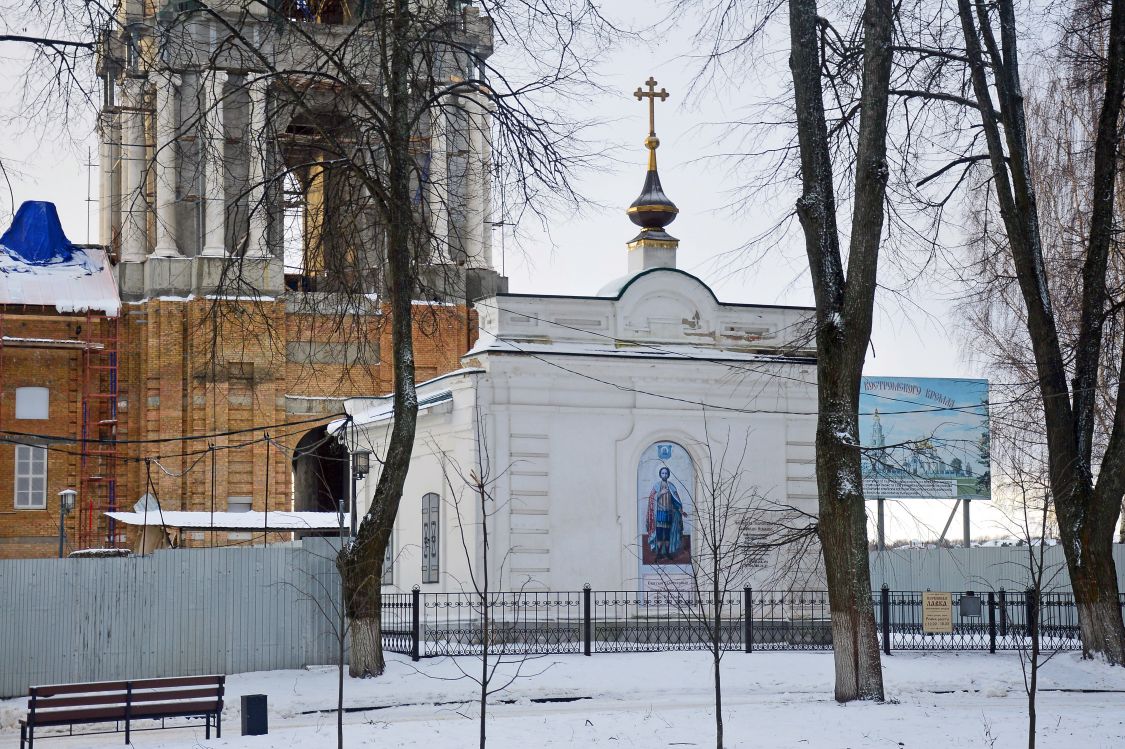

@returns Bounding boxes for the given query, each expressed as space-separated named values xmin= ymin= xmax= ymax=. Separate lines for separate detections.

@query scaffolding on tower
xmin=77 ymin=309 xmax=120 ymax=549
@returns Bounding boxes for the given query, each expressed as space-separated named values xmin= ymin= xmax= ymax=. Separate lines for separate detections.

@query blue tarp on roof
xmin=0 ymin=201 xmax=75 ymax=265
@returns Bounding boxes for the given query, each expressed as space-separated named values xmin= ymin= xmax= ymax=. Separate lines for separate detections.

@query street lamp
xmin=58 ymin=488 xmax=76 ymax=559
xmin=350 ymin=449 xmax=371 ymax=537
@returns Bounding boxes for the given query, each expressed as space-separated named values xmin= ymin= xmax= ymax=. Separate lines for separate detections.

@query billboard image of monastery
xmin=859 ymin=377 xmax=991 ymax=500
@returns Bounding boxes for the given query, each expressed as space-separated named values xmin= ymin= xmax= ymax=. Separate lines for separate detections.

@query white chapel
xmin=337 ymin=81 xmax=822 ymax=593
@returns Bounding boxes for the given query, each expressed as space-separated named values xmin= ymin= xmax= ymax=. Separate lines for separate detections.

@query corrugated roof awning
xmin=106 ymin=510 xmax=345 ymax=532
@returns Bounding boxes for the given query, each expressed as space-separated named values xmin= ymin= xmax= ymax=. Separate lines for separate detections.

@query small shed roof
xmin=106 ymin=510 xmax=345 ymax=532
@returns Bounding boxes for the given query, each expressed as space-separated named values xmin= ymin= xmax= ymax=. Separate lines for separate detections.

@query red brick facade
xmin=0 ymin=298 xmax=475 ymax=558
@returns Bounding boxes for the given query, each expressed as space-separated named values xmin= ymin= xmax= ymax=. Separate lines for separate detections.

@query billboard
xmin=859 ymin=377 xmax=990 ymax=500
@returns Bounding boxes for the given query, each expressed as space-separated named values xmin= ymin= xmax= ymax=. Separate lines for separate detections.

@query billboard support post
xmin=877 ymin=498 xmax=885 ymax=551
xmin=937 ymin=500 xmax=959 ymax=546
xmin=963 ymin=499 xmax=971 ymax=548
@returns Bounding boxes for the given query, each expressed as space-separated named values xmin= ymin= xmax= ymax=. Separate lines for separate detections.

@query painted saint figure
xmin=646 ymin=466 xmax=684 ymax=560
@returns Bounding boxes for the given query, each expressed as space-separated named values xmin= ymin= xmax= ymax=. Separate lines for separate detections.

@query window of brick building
xmin=228 ymin=496 xmax=253 ymax=541
xmin=15 ymin=387 xmax=49 ymax=419
xmin=14 ymin=444 xmax=47 ymax=509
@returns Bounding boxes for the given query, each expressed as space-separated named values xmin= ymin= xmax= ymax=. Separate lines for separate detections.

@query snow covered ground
xmin=3 ymin=650 xmax=1123 ymax=748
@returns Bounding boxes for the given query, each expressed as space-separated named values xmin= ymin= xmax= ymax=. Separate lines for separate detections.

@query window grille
xmin=422 ymin=492 xmax=440 ymax=583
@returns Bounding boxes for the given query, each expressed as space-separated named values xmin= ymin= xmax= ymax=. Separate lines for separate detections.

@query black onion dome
xmin=627 ymin=166 xmax=679 ymax=230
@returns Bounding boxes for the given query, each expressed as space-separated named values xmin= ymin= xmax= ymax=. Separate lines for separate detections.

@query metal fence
xmin=5 ymin=543 xmax=1123 ymax=701
xmin=384 ymin=586 xmax=1125 ymax=660
xmin=0 ymin=542 xmax=344 ymax=699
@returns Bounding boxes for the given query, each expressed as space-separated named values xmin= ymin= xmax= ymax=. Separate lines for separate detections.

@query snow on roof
xmin=331 ymin=368 xmax=485 ymax=432
xmin=0 ymin=202 xmax=119 ymax=316
xmin=106 ymin=510 xmax=345 ymax=531
xmin=465 ymin=332 xmax=813 ymax=364
xmin=333 ymin=389 xmax=455 ymax=433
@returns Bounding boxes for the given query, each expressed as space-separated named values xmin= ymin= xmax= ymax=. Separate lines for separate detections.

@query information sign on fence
xmin=922 ymin=591 xmax=954 ymax=633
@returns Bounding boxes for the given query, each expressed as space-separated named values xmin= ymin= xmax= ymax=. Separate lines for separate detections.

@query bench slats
xmin=26 ymin=700 xmax=220 ymax=727
xmin=29 ymin=681 xmax=128 ymax=696
xmin=126 ymin=675 xmax=224 ymax=690
xmin=30 ymin=674 xmax=223 ymax=697
xmin=33 ymin=686 xmax=222 ymax=710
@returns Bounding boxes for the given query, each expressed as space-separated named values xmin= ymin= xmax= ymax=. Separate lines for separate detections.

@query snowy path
xmin=3 ymin=651 xmax=1123 ymax=748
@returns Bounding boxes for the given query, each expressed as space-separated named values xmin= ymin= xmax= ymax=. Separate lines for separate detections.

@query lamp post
xmin=57 ymin=488 xmax=76 ymax=558
xmin=350 ymin=449 xmax=370 ymax=537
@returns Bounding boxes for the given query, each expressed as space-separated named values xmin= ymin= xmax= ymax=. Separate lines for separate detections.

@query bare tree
xmin=956 ymin=4 xmax=1125 ymax=549
xmin=429 ymin=421 xmax=545 ymax=749
xmin=676 ymin=0 xmax=896 ymax=701
xmin=989 ymin=432 xmax=1069 ymax=749
xmin=644 ymin=425 xmax=817 ymax=749
xmin=949 ymin=0 xmax=1125 ymax=664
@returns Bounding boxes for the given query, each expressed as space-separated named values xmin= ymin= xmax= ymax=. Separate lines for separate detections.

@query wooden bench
xmin=19 ymin=674 xmax=224 ymax=748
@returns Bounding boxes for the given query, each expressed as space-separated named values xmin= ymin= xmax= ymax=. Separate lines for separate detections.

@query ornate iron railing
xmin=381 ymin=586 xmax=1125 ymax=660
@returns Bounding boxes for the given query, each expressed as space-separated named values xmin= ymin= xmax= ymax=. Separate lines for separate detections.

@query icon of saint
xmin=646 ymin=466 xmax=684 ymax=562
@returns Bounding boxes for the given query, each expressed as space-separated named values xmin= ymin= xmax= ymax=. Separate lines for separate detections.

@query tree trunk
xmin=479 ymin=478 xmax=490 ymax=749
xmin=714 ymin=615 xmax=723 ymax=749
xmin=349 ymin=613 xmax=385 ymax=678
xmin=336 ymin=0 xmax=420 ymax=678
xmin=1061 ymin=496 xmax=1125 ymax=663
xmin=817 ymin=393 xmax=885 ymax=702
xmin=788 ymin=0 xmax=891 ymax=702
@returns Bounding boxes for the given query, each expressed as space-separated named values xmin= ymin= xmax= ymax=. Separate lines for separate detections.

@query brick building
xmin=2 ymin=4 xmax=504 ymax=557
xmin=0 ymin=203 xmax=123 ymax=558
xmin=1 ymin=202 xmax=483 ymax=558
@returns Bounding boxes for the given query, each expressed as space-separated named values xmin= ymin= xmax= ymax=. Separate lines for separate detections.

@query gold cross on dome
xmin=634 ymin=77 xmax=669 ymax=137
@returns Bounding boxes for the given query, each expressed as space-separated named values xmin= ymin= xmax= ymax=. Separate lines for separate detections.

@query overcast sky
xmin=1 ymin=4 xmax=1014 ymax=542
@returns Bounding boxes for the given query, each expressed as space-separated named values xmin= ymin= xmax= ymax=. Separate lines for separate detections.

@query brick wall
xmin=1 ymin=297 xmax=476 ymax=557
xmin=0 ymin=311 xmax=87 ymax=559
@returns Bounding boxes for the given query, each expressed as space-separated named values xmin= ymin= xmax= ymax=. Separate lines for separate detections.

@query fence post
xmin=1026 ymin=588 xmax=1038 ymax=640
xmin=999 ymin=588 xmax=1007 ymax=637
xmin=744 ymin=587 xmax=753 ymax=653
xmin=880 ymin=585 xmax=891 ymax=655
xmin=583 ymin=584 xmax=592 ymax=656
xmin=987 ymin=592 xmax=996 ymax=653
xmin=411 ymin=585 xmax=421 ymax=662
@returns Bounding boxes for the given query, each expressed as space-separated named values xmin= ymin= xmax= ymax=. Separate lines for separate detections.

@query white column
xmin=201 ymin=70 xmax=229 ymax=256
xmin=245 ymin=76 xmax=270 ymax=258
xmin=465 ymin=93 xmax=493 ymax=269
xmin=98 ymin=109 xmax=120 ymax=250
xmin=426 ymin=107 xmax=450 ymax=262
xmin=477 ymin=101 xmax=494 ymax=270
xmin=153 ymin=73 xmax=182 ymax=257
xmin=120 ymin=78 xmax=147 ymax=263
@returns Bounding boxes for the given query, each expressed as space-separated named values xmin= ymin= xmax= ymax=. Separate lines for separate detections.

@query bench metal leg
xmin=19 ymin=722 xmax=26 ymax=749
xmin=206 ymin=713 xmax=210 ymax=740
xmin=217 ymin=710 xmax=222 ymax=738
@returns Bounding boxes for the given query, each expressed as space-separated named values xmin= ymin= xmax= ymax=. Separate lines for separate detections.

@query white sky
xmin=0 ymin=4 xmax=1013 ymax=543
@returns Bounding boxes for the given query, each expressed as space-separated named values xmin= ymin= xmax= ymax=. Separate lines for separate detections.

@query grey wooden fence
xmin=869 ymin=544 xmax=1125 ymax=594
xmin=0 ymin=541 xmax=345 ymax=698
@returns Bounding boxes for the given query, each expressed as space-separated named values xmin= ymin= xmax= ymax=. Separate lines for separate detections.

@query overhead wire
xmin=0 ymin=411 xmax=344 ymax=446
